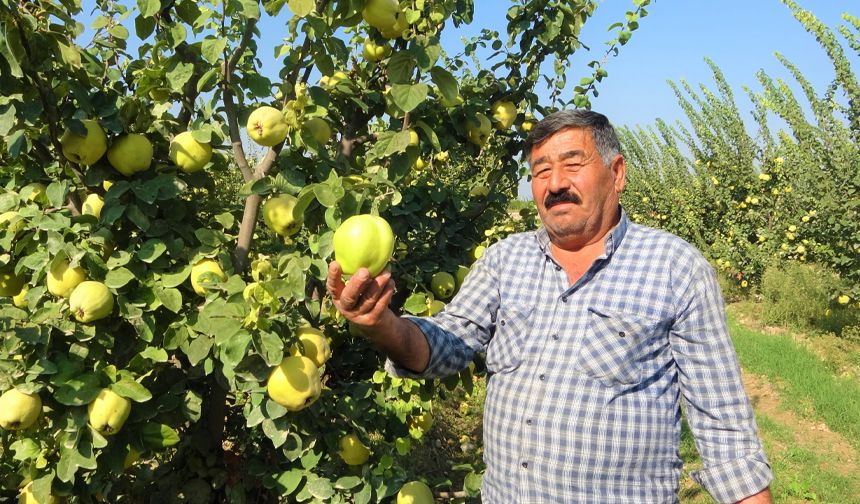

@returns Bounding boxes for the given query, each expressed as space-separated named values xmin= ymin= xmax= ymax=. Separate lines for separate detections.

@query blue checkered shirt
xmin=386 ymin=210 xmax=772 ymax=503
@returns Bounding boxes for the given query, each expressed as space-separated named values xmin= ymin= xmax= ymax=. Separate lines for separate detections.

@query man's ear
xmin=611 ymin=154 xmax=626 ymax=194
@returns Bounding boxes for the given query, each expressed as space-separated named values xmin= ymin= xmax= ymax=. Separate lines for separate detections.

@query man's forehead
xmin=529 ymin=127 xmax=595 ymax=164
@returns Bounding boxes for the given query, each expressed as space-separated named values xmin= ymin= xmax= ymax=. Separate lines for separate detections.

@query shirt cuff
xmin=692 ymin=449 xmax=773 ymax=503
xmin=383 ymin=316 xmax=445 ymax=379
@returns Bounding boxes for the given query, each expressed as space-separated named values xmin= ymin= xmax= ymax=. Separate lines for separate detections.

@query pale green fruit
xmin=19 ymin=481 xmax=59 ymax=504
xmin=246 ymin=106 xmax=289 ymax=147
xmin=333 ymin=214 xmax=395 ymax=277
xmin=362 ymin=0 xmax=401 ymax=31
xmin=396 ymin=481 xmax=434 ymax=504
xmin=455 ymin=265 xmax=470 ymax=287
xmin=408 ymin=411 xmax=433 ymax=432
xmin=169 ymin=132 xmax=212 ymax=173
xmin=88 ymin=388 xmax=131 ymax=436
xmin=190 ymin=259 xmax=226 ymax=296
xmin=469 ymin=185 xmax=490 ymax=198
xmin=0 ymin=210 xmax=23 ymax=233
xmin=302 ymin=117 xmax=332 ymax=145
xmin=430 ymin=271 xmax=455 ymax=300
xmin=408 ymin=129 xmax=419 ymax=146
xmin=60 ymin=119 xmax=107 ymax=165
xmin=107 ymin=134 xmax=154 ymax=176
xmin=338 ymin=433 xmax=370 ymax=465
xmin=362 ymin=38 xmax=392 ymax=61
xmin=12 ymin=286 xmax=28 ymax=308
xmin=490 ymin=100 xmax=517 ymax=130
xmin=47 ymin=259 xmax=86 ymax=298
xmin=82 ymin=193 xmax=104 ymax=219
xmin=0 ymin=389 xmax=41 ymax=430
xmin=0 ymin=266 xmax=24 ymax=297
xmin=379 ymin=13 xmax=408 ymax=39
xmin=69 ymin=280 xmax=114 ymax=322
xmin=267 ymin=356 xmax=322 ymax=411
xmin=320 ymin=71 xmax=349 ymax=89
xmin=465 ymin=113 xmax=492 ymax=146
xmin=262 ymin=194 xmax=303 ymax=236
xmin=289 ymin=327 xmax=332 ymax=367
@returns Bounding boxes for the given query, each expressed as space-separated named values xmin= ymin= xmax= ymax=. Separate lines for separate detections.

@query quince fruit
xmin=262 ymin=194 xmax=303 ymax=237
xmin=408 ymin=411 xmax=433 ymax=432
xmin=320 ymin=71 xmax=349 ymax=89
xmin=413 ymin=157 xmax=426 ymax=171
xmin=169 ymin=131 xmax=212 ymax=173
xmin=302 ymin=117 xmax=332 ymax=145
xmin=266 ymin=356 xmax=322 ymax=411
xmin=88 ymin=388 xmax=131 ymax=436
xmin=430 ymin=272 xmax=455 ymax=300
xmin=333 ymin=214 xmax=395 ymax=277
xmin=362 ymin=38 xmax=392 ymax=61
xmin=12 ymin=286 xmax=28 ymax=308
xmin=289 ymin=327 xmax=332 ymax=367
xmin=0 ymin=388 xmax=41 ymax=430
xmin=838 ymin=295 xmax=850 ymax=305
xmin=21 ymin=183 xmax=47 ymax=205
xmin=190 ymin=259 xmax=226 ymax=296
xmin=69 ymin=280 xmax=114 ymax=322
xmin=338 ymin=433 xmax=370 ymax=465
xmin=61 ymin=119 xmax=107 ymax=165
xmin=18 ymin=481 xmax=58 ymax=504
xmin=469 ymin=185 xmax=490 ymax=198
xmin=47 ymin=258 xmax=86 ymax=298
xmin=396 ymin=481 xmax=434 ymax=504
xmin=490 ymin=100 xmax=517 ymax=130
xmin=379 ymin=14 xmax=408 ymax=39
xmin=362 ymin=0 xmax=402 ymax=31
xmin=0 ymin=266 xmax=24 ymax=297
xmin=82 ymin=193 xmax=104 ymax=219
xmin=247 ymin=106 xmax=289 ymax=147
xmin=107 ymin=134 xmax=154 ymax=176
xmin=465 ymin=112 xmax=492 ymax=147
xmin=0 ymin=210 xmax=24 ymax=233
xmin=455 ymin=265 xmax=470 ymax=287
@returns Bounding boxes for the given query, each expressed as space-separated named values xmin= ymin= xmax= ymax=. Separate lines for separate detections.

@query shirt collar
xmin=535 ymin=206 xmax=629 ymax=258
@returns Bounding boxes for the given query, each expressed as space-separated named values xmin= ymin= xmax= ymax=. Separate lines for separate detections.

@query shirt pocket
xmin=578 ymin=307 xmax=662 ymax=387
xmin=485 ymin=303 xmax=533 ymax=374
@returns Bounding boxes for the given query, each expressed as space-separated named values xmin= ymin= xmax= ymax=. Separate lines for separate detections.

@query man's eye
xmin=534 ymin=168 xmax=550 ymax=178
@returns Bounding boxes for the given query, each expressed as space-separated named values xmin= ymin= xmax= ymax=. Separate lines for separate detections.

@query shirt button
xmin=552 ymin=334 xmax=559 ymax=340
xmin=618 ymin=331 xmax=626 ymax=338
xmin=561 ymin=296 xmax=568 ymax=303
xmin=500 ymin=320 xmax=506 ymax=326
xmin=526 ymin=419 xmax=533 ymax=425
xmin=555 ymin=265 xmax=562 ymax=271
xmin=521 ymin=462 xmax=529 ymax=469
xmin=539 ymin=374 xmax=546 ymax=381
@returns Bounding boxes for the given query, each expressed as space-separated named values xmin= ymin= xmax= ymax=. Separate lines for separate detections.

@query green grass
xmin=727 ymin=312 xmax=860 ymax=449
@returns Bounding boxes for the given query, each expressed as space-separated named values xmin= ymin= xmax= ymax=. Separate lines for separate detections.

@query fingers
xmin=326 ymin=261 xmax=346 ymax=300
xmin=327 ymin=263 xmax=393 ymax=318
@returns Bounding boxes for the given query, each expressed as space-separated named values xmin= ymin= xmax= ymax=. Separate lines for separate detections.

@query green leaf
xmin=262 ymin=417 xmax=290 ymax=447
xmin=140 ymin=346 xmax=168 ymax=362
xmin=108 ymin=25 xmax=129 ymax=40
xmin=138 ymin=239 xmax=167 ymax=263
xmin=10 ymin=438 xmax=40 ymax=461
xmin=219 ymin=330 xmax=251 ymax=367
xmin=134 ymin=15 xmax=156 ymax=39
xmin=288 ymin=0 xmax=315 ymax=16
xmin=239 ymin=177 xmax=274 ymax=196
xmin=411 ymin=41 xmax=441 ymax=71
xmin=46 ymin=180 xmax=69 ymax=208
xmin=138 ymin=0 xmax=160 ymax=16
xmin=403 ymin=293 xmax=428 ymax=315
xmin=214 ymin=212 xmax=235 ymax=229
xmin=390 ymin=83 xmax=428 ymax=113
xmin=157 ymin=287 xmax=182 ymax=312
xmin=240 ymin=0 xmax=261 ymax=18
xmin=141 ymin=423 xmax=181 ymax=449
xmin=105 ymin=267 xmax=135 ymax=289
xmin=307 ymin=477 xmax=335 ymax=500
xmin=354 ymin=484 xmax=372 ymax=504
xmin=183 ymin=335 xmax=213 ymax=366
xmin=334 ymin=476 xmax=362 ymax=490
xmin=54 ymin=374 xmax=102 ymax=406
xmin=161 ymin=265 xmax=191 ymax=288
xmin=57 ymin=439 xmax=97 ymax=483
xmin=387 ymin=51 xmax=416 ymax=84
xmin=201 ymin=37 xmax=227 ymax=64
xmin=110 ymin=379 xmax=152 ymax=402
xmin=464 ymin=471 xmax=482 ymax=497
xmin=313 ymin=184 xmax=339 ymax=208
xmin=55 ymin=41 xmax=81 ymax=67
xmin=166 ymin=62 xmax=194 ymax=92
xmin=197 ymin=67 xmax=220 ymax=93
xmin=430 ymin=66 xmax=459 ymax=102
xmin=275 ymin=469 xmax=303 ymax=495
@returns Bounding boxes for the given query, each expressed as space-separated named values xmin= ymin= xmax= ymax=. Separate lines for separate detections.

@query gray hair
xmin=523 ymin=109 xmax=621 ymax=167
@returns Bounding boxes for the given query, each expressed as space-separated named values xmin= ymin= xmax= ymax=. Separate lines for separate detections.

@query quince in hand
xmin=247 ymin=106 xmax=289 ymax=147
xmin=61 ymin=119 xmax=107 ymax=165
xmin=0 ymin=388 xmax=41 ymax=430
xmin=262 ymin=194 xmax=303 ymax=237
xmin=169 ymin=132 xmax=212 ymax=173
xmin=69 ymin=280 xmax=114 ymax=323
xmin=88 ymin=388 xmax=131 ymax=436
xmin=266 ymin=356 xmax=322 ymax=411
xmin=108 ymin=134 xmax=154 ymax=176
xmin=332 ymin=214 xmax=395 ymax=277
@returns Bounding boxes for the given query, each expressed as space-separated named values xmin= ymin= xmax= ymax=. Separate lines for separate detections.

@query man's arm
xmin=737 ymin=487 xmax=772 ymax=504
xmin=326 ymin=262 xmax=430 ymax=373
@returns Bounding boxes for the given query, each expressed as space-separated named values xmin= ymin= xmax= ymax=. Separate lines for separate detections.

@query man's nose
xmin=547 ymin=166 xmax=570 ymax=193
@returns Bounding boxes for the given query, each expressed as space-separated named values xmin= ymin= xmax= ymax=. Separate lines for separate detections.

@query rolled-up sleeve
xmin=670 ymin=259 xmax=773 ymax=503
xmin=385 ymin=244 xmax=502 ymax=379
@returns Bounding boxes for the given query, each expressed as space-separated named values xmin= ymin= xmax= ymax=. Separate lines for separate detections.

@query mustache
xmin=544 ymin=191 xmax=581 ymax=208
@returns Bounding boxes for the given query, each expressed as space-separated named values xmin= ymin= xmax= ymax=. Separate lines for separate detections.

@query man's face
xmin=529 ymin=127 xmax=626 ymax=246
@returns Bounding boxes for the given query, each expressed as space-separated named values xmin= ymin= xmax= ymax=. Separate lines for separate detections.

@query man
xmin=327 ymin=110 xmax=773 ymax=503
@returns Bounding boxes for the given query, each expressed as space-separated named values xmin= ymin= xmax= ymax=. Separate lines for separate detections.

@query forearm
xmin=363 ymin=309 xmax=430 ymax=373
xmin=737 ymin=487 xmax=771 ymax=503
